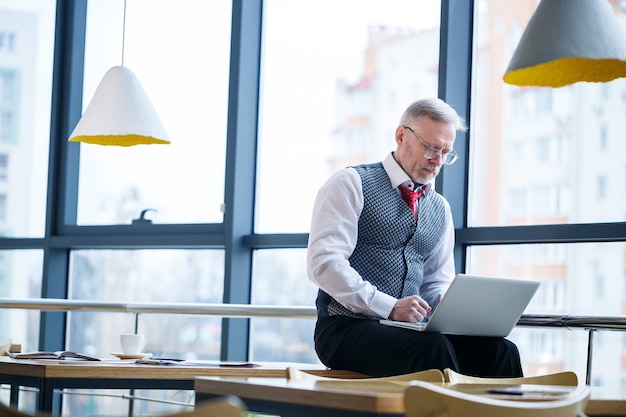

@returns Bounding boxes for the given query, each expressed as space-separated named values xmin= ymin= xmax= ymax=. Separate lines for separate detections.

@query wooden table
xmin=194 ymin=376 xmax=626 ymax=417
xmin=0 ymin=357 xmax=361 ymax=415
xmin=196 ymin=376 xmax=406 ymax=417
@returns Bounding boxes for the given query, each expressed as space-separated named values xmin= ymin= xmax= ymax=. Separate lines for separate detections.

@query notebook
xmin=379 ymin=274 xmax=540 ymax=337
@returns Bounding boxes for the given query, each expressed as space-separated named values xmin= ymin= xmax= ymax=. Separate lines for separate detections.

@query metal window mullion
xmin=437 ymin=0 xmax=474 ymax=274
xmin=221 ymin=0 xmax=263 ymax=361
xmin=40 ymin=0 xmax=88 ymax=355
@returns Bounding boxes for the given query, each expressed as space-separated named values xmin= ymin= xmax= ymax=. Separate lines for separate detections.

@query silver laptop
xmin=379 ymin=274 xmax=540 ymax=337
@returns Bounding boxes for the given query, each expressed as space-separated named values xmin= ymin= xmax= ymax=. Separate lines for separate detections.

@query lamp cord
xmin=121 ymin=0 xmax=127 ymax=67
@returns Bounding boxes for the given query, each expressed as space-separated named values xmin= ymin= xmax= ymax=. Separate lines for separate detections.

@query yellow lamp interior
xmin=69 ymin=134 xmax=171 ymax=147
xmin=504 ymin=57 xmax=626 ymax=87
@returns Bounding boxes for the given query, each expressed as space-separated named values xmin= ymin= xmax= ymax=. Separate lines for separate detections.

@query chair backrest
xmin=444 ymin=368 xmax=578 ymax=387
xmin=405 ymin=380 xmax=590 ymax=417
xmin=161 ymin=396 xmax=246 ymax=417
xmin=289 ymin=367 xmax=444 ymax=383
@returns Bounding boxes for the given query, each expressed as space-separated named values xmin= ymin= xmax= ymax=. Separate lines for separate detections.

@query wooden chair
xmin=405 ymin=380 xmax=591 ymax=417
xmin=444 ymin=368 xmax=579 ymax=386
xmin=288 ymin=367 xmax=444 ymax=383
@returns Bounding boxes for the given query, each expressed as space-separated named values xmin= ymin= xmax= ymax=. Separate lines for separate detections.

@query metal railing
xmin=1 ymin=297 xmax=626 ymax=384
xmin=0 ymin=298 xmax=316 ymax=318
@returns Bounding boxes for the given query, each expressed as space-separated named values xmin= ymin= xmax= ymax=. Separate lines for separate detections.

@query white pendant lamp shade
xmin=503 ymin=0 xmax=626 ymax=87
xmin=68 ymin=66 xmax=170 ymax=146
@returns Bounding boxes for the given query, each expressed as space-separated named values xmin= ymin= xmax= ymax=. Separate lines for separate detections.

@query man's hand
xmin=389 ymin=295 xmax=431 ymax=322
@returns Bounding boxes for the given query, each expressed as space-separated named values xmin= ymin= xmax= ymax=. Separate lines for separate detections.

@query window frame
xmin=0 ymin=0 xmax=624 ymax=361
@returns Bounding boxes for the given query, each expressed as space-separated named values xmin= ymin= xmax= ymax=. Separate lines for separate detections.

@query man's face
xmin=393 ymin=116 xmax=457 ymax=184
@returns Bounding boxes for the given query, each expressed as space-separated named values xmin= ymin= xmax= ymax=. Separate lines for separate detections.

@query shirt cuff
xmin=369 ymin=291 xmax=398 ymax=319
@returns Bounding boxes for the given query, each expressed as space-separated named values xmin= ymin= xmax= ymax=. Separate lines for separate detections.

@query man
xmin=307 ymin=98 xmax=523 ymax=377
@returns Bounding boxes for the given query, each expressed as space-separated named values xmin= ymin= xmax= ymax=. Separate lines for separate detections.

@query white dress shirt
xmin=307 ymin=152 xmax=456 ymax=319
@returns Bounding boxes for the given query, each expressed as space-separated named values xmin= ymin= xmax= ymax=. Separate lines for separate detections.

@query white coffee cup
xmin=120 ymin=334 xmax=147 ymax=354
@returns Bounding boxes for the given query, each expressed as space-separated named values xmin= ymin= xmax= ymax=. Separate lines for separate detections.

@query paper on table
xmin=485 ymin=384 xmax=573 ymax=397
xmin=9 ymin=351 xmax=101 ymax=361
xmin=135 ymin=358 xmax=258 ymax=367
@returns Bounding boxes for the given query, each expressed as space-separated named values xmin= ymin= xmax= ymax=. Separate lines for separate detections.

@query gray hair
xmin=399 ymin=98 xmax=467 ymax=132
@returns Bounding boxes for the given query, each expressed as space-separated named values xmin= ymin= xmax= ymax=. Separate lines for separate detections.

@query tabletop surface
xmin=0 ymin=356 xmax=363 ymax=380
xmin=2 ymin=357 xmax=624 ymax=415
xmin=196 ymin=376 xmax=408 ymax=414
xmin=194 ymin=376 xmax=626 ymax=416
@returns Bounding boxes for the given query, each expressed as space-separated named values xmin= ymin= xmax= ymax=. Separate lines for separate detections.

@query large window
xmin=0 ymin=1 xmax=53 ymax=237
xmin=469 ymin=0 xmax=626 ymax=394
xmin=470 ymin=0 xmax=626 ymax=227
xmin=256 ymin=0 xmax=441 ymax=233
xmin=60 ymin=248 xmax=225 ymax=415
xmin=252 ymin=0 xmax=441 ymax=363
xmin=251 ymin=249 xmax=318 ymax=362
xmin=78 ymin=0 xmax=231 ymax=225
xmin=0 ymin=250 xmax=43 ymax=351
xmin=0 ymin=0 xmax=54 ymax=380
xmin=68 ymin=249 xmax=224 ymax=358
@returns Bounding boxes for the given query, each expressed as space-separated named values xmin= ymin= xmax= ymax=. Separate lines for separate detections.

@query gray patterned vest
xmin=316 ymin=162 xmax=447 ymax=320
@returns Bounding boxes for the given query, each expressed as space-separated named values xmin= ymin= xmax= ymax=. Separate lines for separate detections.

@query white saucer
xmin=110 ymin=352 xmax=152 ymax=360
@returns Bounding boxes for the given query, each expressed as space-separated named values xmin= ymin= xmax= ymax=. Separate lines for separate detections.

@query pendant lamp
xmin=503 ymin=0 xmax=626 ymax=87
xmin=68 ymin=66 xmax=170 ymax=146
xmin=68 ymin=0 xmax=170 ymax=146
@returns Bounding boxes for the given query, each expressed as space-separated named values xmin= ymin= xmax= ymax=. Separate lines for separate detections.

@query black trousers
xmin=314 ymin=316 xmax=523 ymax=378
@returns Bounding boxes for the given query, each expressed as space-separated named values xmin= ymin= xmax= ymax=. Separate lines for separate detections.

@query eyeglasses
xmin=403 ymin=125 xmax=458 ymax=165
